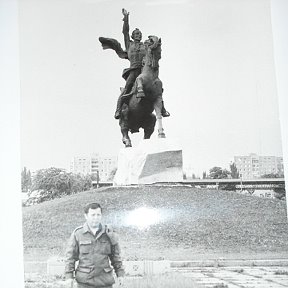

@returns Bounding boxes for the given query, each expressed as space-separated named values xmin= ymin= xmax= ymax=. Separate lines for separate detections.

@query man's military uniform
xmin=65 ymin=223 xmax=124 ymax=288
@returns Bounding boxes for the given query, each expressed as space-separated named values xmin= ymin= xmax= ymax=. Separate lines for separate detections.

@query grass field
xmin=22 ymin=185 xmax=288 ymax=262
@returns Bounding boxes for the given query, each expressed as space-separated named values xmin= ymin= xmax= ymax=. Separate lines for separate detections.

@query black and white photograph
xmin=1 ymin=0 xmax=288 ymax=287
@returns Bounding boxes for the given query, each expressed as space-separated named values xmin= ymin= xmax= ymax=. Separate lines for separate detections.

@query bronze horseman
xmin=99 ymin=9 xmax=170 ymax=147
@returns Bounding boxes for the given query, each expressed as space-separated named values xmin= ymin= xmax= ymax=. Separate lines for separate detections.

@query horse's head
xmin=144 ymin=35 xmax=162 ymax=67
xmin=145 ymin=35 xmax=161 ymax=48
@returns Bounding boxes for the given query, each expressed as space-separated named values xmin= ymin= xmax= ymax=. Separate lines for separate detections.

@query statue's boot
xmin=114 ymin=89 xmax=133 ymax=119
xmin=114 ymin=94 xmax=123 ymax=119
xmin=114 ymin=88 xmax=127 ymax=119
xmin=114 ymin=111 xmax=121 ymax=120
xmin=161 ymin=101 xmax=170 ymax=117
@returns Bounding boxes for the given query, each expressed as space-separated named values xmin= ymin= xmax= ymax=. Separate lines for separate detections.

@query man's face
xmin=132 ymin=30 xmax=142 ymax=42
xmin=85 ymin=208 xmax=102 ymax=228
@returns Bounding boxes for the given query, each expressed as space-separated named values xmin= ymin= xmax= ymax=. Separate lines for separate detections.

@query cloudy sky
xmin=19 ymin=0 xmax=283 ymax=176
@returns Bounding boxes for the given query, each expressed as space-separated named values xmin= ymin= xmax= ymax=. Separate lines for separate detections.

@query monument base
xmin=113 ymin=138 xmax=183 ymax=185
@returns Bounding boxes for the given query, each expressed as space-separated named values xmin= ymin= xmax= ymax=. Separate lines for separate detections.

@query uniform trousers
xmin=76 ymin=282 xmax=113 ymax=288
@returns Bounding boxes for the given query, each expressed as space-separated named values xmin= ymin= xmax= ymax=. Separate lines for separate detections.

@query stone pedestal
xmin=113 ymin=138 xmax=183 ymax=185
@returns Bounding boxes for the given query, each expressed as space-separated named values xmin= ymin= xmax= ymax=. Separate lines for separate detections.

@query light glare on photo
xmin=124 ymin=207 xmax=161 ymax=229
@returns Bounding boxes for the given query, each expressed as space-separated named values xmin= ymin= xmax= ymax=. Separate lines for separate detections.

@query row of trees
xmin=202 ymin=163 xmax=283 ymax=180
xmin=201 ymin=163 xmax=239 ymax=180
xmin=21 ymin=167 xmax=93 ymax=204
xmin=183 ymin=163 xmax=238 ymax=180
xmin=21 ymin=167 xmax=32 ymax=193
xmin=200 ymin=164 xmax=285 ymax=199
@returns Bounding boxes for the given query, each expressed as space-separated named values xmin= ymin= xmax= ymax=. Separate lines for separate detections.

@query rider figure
xmin=114 ymin=9 xmax=170 ymax=120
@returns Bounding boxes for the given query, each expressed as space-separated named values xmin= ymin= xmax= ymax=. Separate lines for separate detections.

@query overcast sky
xmin=19 ymin=0 xmax=283 ymax=176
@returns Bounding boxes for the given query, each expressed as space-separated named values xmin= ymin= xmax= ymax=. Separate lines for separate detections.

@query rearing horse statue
xmin=119 ymin=35 xmax=165 ymax=147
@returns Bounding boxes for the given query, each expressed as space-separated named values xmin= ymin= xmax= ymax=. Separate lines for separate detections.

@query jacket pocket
xmin=77 ymin=266 xmax=93 ymax=273
xmin=100 ymin=266 xmax=115 ymax=286
xmin=76 ymin=266 xmax=115 ymax=287
xmin=79 ymin=241 xmax=92 ymax=254
xmin=75 ymin=266 xmax=94 ymax=282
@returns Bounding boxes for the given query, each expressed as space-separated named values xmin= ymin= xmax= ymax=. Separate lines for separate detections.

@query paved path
xmin=25 ymin=258 xmax=288 ymax=287
xmin=174 ymin=266 xmax=288 ymax=288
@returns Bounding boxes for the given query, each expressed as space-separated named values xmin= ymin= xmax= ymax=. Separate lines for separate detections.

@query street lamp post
xmin=96 ymin=170 xmax=99 ymax=188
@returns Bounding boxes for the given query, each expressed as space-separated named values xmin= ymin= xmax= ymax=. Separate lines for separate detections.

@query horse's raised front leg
xmin=153 ymin=80 xmax=166 ymax=138
xmin=154 ymin=96 xmax=166 ymax=138
xmin=135 ymin=76 xmax=145 ymax=98
xmin=119 ymin=104 xmax=132 ymax=147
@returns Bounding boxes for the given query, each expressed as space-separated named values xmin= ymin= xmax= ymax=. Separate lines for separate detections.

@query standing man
xmin=114 ymin=8 xmax=170 ymax=119
xmin=64 ymin=203 xmax=124 ymax=288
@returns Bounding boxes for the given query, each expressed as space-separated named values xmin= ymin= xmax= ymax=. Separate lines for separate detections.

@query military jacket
xmin=127 ymin=42 xmax=146 ymax=69
xmin=65 ymin=223 xmax=124 ymax=287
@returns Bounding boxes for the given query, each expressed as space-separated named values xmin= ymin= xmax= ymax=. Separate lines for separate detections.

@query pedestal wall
xmin=113 ymin=138 xmax=183 ymax=185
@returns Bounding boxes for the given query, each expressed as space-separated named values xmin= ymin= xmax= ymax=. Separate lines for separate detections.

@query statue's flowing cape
xmin=99 ymin=37 xmax=137 ymax=80
xmin=99 ymin=37 xmax=128 ymax=59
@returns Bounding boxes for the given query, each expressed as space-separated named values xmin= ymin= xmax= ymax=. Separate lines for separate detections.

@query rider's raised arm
xmin=122 ymin=8 xmax=130 ymax=51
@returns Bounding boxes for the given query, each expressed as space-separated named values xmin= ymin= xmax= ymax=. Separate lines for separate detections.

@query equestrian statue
xmin=99 ymin=8 xmax=170 ymax=147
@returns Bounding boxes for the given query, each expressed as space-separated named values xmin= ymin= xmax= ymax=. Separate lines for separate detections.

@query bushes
xmin=273 ymin=187 xmax=286 ymax=200
xmin=218 ymin=183 xmax=236 ymax=191
xmin=25 ymin=167 xmax=92 ymax=205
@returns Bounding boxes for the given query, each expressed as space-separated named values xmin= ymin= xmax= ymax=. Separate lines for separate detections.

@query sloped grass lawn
xmin=22 ymin=186 xmax=288 ymax=262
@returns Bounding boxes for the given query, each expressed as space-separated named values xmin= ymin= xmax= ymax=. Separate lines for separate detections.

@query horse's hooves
xmin=162 ymin=111 xmax=170 ymax=117
xmin=123 ymin=138 xmax=132 ymax=147
xmin=124 ymin=141 xmax=132 ymax=147
xmin=158 ymin=133 xmax=166 ymax=138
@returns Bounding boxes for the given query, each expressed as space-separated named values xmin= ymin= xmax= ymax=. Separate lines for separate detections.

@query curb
xmin=171 ymin=259 xmax=288 ymax=268
xmin=24 ymin=258 xmax=288 ymax=275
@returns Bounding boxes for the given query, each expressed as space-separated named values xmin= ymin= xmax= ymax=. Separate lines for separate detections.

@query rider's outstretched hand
xmin=122 ymin=8 xmax=129 ymax=17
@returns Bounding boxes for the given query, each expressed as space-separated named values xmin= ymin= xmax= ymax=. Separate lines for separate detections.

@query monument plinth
xmin=113 ymin=138 xmax=183 ymax=185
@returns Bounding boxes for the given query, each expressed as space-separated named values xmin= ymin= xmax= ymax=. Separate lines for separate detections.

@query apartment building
xmin=234 ymin=153 xmax=284 ymax=179
xmin=70 ymin=154 xmax=117 ymax=181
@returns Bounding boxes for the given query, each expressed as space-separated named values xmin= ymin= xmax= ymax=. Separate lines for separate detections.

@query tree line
xmin=201 ymin=163 xmax=284 ymax=180
xmin=21 ymin=167 xmax=93 ymax=205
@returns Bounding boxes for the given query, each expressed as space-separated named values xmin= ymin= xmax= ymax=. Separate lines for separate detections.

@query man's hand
xmin=64 ymin=278 xmax=74 ymax=288
xmin=122 ymin=8 xmax=129 ymax=18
